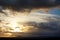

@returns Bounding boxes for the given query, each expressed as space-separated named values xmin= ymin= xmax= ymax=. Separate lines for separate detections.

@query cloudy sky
xmin=0 ymin=0 xmax=60 ymax=38
xmin=0 ymin=7 xmax=60 ymax=37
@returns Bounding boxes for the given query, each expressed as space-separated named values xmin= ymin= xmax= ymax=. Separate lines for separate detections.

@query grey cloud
xmin=15 ymin=14 xmax=60 ymax=37
xmin=0 ymin=0 xmax=60 ymax=11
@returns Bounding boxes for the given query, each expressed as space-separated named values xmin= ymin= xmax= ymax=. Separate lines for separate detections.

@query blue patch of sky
xmin=48 ymin=7 xmax=60 ymax=16
xmin=37 ymin=7 xmax=60 ymax=16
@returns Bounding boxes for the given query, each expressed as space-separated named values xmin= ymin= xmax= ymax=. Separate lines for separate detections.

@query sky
xmin=0 ymin=0 xmax=60 ymax=38
xmin=48 ymin=7 xmax=60 ymax=15
xmin=0 ymin=7 xmax=60 ymax=37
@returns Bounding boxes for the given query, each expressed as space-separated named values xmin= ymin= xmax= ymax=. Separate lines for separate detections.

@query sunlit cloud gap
xmin=0 ymin=8 xmax=60 ymax=37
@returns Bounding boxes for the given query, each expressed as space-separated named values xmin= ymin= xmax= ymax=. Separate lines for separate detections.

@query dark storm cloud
xmin=0 ymin=0 xmax=60 ymax=11
xmin=16 ymin=21 xmax=60 ymax=37
xmin=20 ymin=15 xmax=60 ymax=37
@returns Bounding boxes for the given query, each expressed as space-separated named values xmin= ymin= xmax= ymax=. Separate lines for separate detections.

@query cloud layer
xmin=0 ymin=9 xmax=60 ymax=37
